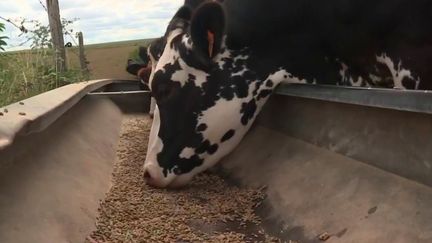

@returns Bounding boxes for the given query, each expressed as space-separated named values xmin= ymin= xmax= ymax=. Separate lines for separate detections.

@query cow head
xmin=143 ymin=2 xmax=282 ymax=188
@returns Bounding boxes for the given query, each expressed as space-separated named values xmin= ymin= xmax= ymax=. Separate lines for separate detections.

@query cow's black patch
xmin=252 ymin=82 xmax=260 ymax=96
xmin=234 ymin=58 xmax=245 ymax=67
xmin=240 ymin=100 xmax=257 ymax=125
xmin=221 ymin=129 xmax=235 ymax=142
xmin=176 ymin=155 xmax=203 ymax=174
xmin=231 ymin=75 xmax=249 ymax=98
xmin=257 ymin=89 xmax=272 ymax=100
xmin=195 ymin=140 xmax=218 ymax=155
xmin=173 ymin=166 xmax=182 ymax=175
xmin=148 ymin=37 xmax=166 ymax=61
xmin=266 ymin=79 xmax=273 ymax=87
xmin=220 ymin=85 xmax=235 ymax=100
xmin=197 ymin=123 xmax=207 ymax=131
xmin=222 ymin=58 xmax=234 ymax=71
xmin=208 ymin=144 xmax=219 ymax=154
xmin=188 ymin=74 xmax=196 ymax=83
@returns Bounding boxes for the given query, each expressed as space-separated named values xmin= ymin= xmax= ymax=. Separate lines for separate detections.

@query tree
xmin=0 ymin=22 xmax=8 ymax=51
xmin=46 ymin=0 xmax=67 ymax=72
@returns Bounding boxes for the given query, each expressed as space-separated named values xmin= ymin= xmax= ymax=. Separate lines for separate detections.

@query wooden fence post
xmin=46 ymin=0 xmax=67 ymax=72
xmin=77 ymin=32 xmax=89 ymax=75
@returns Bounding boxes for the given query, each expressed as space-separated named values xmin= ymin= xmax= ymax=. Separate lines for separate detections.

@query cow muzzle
xmin=142 ymin=163 xmax=172 ymax=188
xmin=143 ymin=162 xmax=195 ymax=188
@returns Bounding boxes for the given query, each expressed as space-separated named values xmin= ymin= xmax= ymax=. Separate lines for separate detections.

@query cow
xmin=126 ymin=46 xmax=152 ymax=86
xmin=126 ymin=45 xmax=159 ymax=117
xmin=142 ymin=0 xmax=432 ymax=187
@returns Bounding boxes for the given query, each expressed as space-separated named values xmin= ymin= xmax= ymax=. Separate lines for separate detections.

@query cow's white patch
xmin=145 ymin=105 xmax=163 ymax=160
xmin=232 ymin=67 xmax=248 ymax=76
xmin=233 ymin=54 xmax=249 ymax=61
xmin=147 ymin=46 xmax=158 ymax=92
xmin=369 ymin=73 xmax=382 ymax=84
xmin=350 ymin=76 xmax=363 ymax=87
xmin=286 ymin=74 xmax=307 ymax=84
xmin=376 ymin=53 xmax=419 ymax=89
xmin=197 ymin=69 xmax=290 ymax=152
xmin=149 ymin=98 xmax=156 ymax=115
xmin=171 ymin=70 xmax=186 ymax=85
xmin=190 ymin=71 xmax=287 ymax=175
xmin=170 ymin=59 xmax=209 ymax=87
xmin=338 ymin=62 xmax=364 ymax=87
xmin=179 ymin=147 xmax=195 ymax=159
xmin=270 ymin=69 xmax=307 ymax=85
xmin=339 ymin=62 xmax=348 ymax=81
xmin=339 ymin=62 xmax=351 ymax=85
xmin=190 ymin=97 xmax=257 ymax=181
xmin=181 ymin=34 xmax=192 ymax=50
xmin=150 ymin=29 xmax=182 ymax=88
xmin=144 ymin=105 xmax=178 ymax=186
xmin=199 ymin=98 xmax=244 ymax=146
xmin=215 ymin=48 xmax=232 ymax=69
xmin=184 ymin=61 xmax=208 ymax=87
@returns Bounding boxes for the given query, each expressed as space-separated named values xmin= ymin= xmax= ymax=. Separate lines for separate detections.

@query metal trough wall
xmin=0 ymin=80 xmax=150 ymax=243
xmin=265 ymin=84 xmax=432 ymax=187
xmin=0 ymin=97 xmax=122 ymax=243
xmin=221 ymin=83 xmax=432 ymax=242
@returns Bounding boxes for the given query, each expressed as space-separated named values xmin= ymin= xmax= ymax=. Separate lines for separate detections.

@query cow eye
xmin=173 ymin=167 xmax=182 ymax=175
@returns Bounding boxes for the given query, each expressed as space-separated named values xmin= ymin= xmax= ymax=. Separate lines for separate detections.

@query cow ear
xmin=190 ymin=2 xmax=225 ymax=59
xmin=173 ymin=5 xmax=192 ymax=21
xmin=184 ymin=0 xmax=206 ymax=10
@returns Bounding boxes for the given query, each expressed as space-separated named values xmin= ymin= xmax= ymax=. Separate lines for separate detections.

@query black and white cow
xmin=142 ymin=0 xmax=432 ymax=187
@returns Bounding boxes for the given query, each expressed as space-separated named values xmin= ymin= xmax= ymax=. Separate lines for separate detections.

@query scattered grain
xmin=86 ymin=115 xmax=283 ymax=243
xmin=318 ymin=232 xmax=331 ymax=241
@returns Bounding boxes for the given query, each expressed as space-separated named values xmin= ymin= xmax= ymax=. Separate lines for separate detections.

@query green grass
xmin=0 ymin=49 xmax=86 ymax=107
xmin=0 ymin=38 xmax=155 ymax=107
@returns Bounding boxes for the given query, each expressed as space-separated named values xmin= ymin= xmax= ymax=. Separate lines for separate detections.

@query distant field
xmin=83 ymin=39 xmax=155 ymax=49
xmin=6 ymin=38 xmax=156 ymax=81
xmin=67 ymin=38 xmax=156 ymax=80
xmin=0 ymin=39 xmax=157 ymax=106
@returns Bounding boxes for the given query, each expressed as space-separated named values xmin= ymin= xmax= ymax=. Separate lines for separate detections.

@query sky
xmin=0 ymin=0 xmax=183 ymax=51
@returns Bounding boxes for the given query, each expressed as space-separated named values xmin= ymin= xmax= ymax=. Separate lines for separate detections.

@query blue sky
xmin=0 ymin=0 xmax=183 ymax=50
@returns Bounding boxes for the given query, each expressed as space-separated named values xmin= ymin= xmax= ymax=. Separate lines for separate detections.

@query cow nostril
xmin=144 ymin=170 xmax=152 ymax=180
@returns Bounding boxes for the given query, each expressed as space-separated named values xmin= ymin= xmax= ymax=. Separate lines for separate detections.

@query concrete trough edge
xmin=0 ymin=79 xmax=117 ymax=150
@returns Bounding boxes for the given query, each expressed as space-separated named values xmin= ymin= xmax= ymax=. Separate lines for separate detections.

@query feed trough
xmin=0 ymin=79 xmax=431 ymax=242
